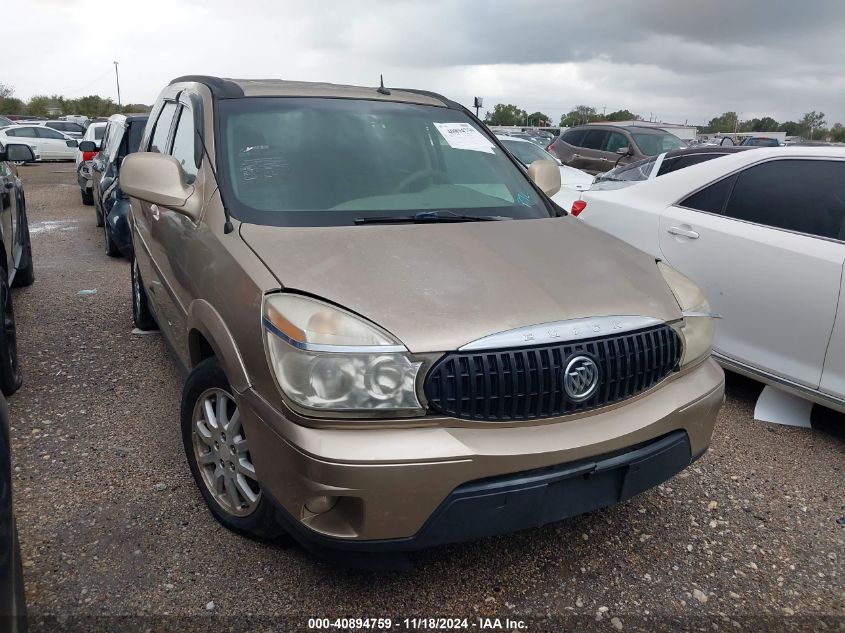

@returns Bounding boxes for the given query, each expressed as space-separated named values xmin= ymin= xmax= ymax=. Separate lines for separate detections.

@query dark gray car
xmin=549 ymin=124 xmax=686 ymax=174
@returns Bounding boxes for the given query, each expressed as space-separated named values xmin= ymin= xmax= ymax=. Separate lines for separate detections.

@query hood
xmin=559 ymin=165 xmax=595 ymax=188
xmin=240 ymin=217 xmax=681 ymax=353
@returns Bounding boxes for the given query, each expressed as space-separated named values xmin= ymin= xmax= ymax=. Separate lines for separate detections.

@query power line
xmin=54 ymin=67 xmax=114 ymax=97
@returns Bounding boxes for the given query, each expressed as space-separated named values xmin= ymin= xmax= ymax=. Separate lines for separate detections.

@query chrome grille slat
xmin=424 ymin=324 xmax=681 ymax=422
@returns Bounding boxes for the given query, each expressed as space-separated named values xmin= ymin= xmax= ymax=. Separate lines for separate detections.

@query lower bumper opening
xmin=269 ymin=430 xmax=695 ymax=559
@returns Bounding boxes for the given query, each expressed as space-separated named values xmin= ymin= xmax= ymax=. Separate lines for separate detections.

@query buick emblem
xmin=562 ymin=355 xmax=600 ymax=402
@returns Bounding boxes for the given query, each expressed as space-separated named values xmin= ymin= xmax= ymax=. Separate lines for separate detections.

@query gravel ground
xmin=6 ymin=163 xmax=844 ymax=632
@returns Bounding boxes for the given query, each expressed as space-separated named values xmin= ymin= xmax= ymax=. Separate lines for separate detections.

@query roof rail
xmin=169 ymin=75 xmax=244 ymax=98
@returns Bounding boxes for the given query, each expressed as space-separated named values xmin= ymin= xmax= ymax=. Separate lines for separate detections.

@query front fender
xmin=186 ymin=299 xmax=251 ymax=392
xmin=106 ymin=199 xmax=133 ymax=257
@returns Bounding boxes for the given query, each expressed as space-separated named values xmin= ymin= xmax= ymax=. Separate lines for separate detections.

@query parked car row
xmin=0 ymin=140 xmax=38 ymax=630
xmin=75 ymin=114 xmax=148 ymax=258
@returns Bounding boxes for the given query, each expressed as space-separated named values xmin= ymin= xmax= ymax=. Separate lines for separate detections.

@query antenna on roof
xmin=377 ymin=74 xmax=391 ymax=95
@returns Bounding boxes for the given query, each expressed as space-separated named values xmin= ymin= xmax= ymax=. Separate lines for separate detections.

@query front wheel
xmin=181 ymin=358 xmax=285 ymax=541
xmin=81 ymin=188 xmax=94 ymax=206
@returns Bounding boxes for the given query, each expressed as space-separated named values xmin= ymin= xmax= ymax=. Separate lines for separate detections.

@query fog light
xmin=305 ymin=495 xmax=338 ymax=514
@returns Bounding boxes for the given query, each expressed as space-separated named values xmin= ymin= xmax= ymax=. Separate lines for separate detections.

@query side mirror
xmin=121 ymin=152 xmax=201 ymax=220
xmin=616 ymin=145 xmax=632 ymax=155
xmin=78 ymin=140 xmax=97 ymax=152
xmin=2 ymin=143 xmax=36 ymax=163
xmin=527 ymin=159 xmax=561 ymax=197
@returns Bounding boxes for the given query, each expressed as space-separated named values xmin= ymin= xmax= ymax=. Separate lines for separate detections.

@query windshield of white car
xmin=217 ymin=98 xmax=552 ymax=227
xmin=631 ymin=132 xmax=685 ymax=155
xmin=595 ymin=155 xmax=659 ymax=183
xmin=500 ymin=138 xmax=558 ymax=167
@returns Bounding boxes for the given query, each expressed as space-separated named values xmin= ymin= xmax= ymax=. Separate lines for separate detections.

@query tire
xmin=104 ymin=217 xmax=120 ymax=257
xmin=181 ymin=357 xmax=286 ymax=541
xmin=81 ymin=188 xmax=94 ymax=206
xmin=0 ymin=269 xmax=22 ymax=396
xmin=12 ymin=210 xmax=34 ymax=288
xmin=130 ymin=256 xmax=156 ymax=330
xmin=95 ymin=206 xmax=104 ymax=227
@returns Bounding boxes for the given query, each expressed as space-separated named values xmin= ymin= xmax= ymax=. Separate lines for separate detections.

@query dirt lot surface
xmin=7 ymin=163 xmax=845 ymax=632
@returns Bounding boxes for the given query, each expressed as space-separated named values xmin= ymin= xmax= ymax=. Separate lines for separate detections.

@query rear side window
xmin=94 ymin=126 xmax=106 ymax=141
xmin=127 ymin=120 xmax=146 ymax=154
xmin=658 ymin=153 xmax=722 ymax=177
xmin=8 ymin=127 xmax=37 ymax=138
xmin=149 ymin=102 xmax=178 ymax=153
xmin=46 ymin=122 xmax=63 ymax=131
xmin=561 ymin=129 xmax=586 ymax=147
xmin=581 ymin=130 xmax=608 ymax=150
xmin=723 ymin=160 xmax=845 ymax=239
xmin=36 ymin=127 xmax=65 ymax=139
xmin=680 ymin=174 xmax=737 ymax=214
xmin=604 ymin=131 xmax=628 ymax=153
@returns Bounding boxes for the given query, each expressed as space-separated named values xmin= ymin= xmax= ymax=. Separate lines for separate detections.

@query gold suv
xmin=121 ymin=76 xmax=724 ymax=559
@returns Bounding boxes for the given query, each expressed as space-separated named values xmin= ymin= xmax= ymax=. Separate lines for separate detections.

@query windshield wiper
xmin=354 ymin=210 xmax=511 ymax=225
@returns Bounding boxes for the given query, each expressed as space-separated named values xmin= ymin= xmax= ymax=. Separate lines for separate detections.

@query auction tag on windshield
xmin=433 ymin=122 xmax=496 ymax=154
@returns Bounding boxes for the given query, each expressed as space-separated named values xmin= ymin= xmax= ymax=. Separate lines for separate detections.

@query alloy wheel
xmin=191 ymin=388 xmax=261 ymax=517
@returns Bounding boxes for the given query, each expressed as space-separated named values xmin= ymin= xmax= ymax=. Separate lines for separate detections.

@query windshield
xmin=743 ymin=138 xmax=778 ymax=146
xmin=596 ymin=154 xmax=659 ymax=183
xmin=500 ymin=138 xmax=557 ymax=167
xmin=631 ymin=132 xmax=685 ymax=156
xmin=218 ymin=98 xmax=551 ymax=226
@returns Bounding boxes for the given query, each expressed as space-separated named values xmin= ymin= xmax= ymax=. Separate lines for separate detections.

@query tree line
xmin=484 ymin=102 xmax=845 ymax=142
xmin=0 ymin=84 xmax=149 ymax=119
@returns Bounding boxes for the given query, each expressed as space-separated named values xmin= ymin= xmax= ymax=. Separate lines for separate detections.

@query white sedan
xmin=0 ymin=125 xmax=78 ymax=161
xmin=572 ymin=146 xmax=845 ymax=412
xmin=495 ymin=135 xmax=594 ymax=208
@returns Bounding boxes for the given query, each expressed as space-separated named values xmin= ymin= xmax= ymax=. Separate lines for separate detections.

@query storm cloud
xmin=7 ymin=0 xmax=845 ymax=125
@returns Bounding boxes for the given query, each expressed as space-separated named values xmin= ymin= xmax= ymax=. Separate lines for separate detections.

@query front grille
xmin=424 ymin=324 xmax=681 ymax=421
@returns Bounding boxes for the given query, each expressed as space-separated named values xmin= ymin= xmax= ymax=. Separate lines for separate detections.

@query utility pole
xmin=113 ymin=61 xmax=121 ymax=107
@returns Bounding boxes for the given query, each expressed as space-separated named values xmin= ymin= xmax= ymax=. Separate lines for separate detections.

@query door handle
xmin=668 ymin=226 xmax=700 ymax=239
xmin=151 ymin=204 xmax=160 ymax=221
xmin=572 ymin=153 xmax=581 ymax=159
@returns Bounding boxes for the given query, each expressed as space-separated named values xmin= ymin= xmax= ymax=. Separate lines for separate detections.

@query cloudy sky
xmin=8 ymin=0 xmax=845 ymax=126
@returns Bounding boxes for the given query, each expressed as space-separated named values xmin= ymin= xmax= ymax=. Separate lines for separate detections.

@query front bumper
xmin=239 ymin=358 xmax=724 ymax=551
xmin=77 ymin=163 xmax=92 ymax=190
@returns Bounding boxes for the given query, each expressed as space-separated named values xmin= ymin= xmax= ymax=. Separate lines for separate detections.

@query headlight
xmin=658 ymin=262 xmax=716 ymax=367
xmin=262 ymin=294 xmax=424 ymax=416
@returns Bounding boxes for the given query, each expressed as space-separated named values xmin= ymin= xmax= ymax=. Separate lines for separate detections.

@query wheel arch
xmin=0 ymin=238 xmax=8 ymax=277
xmin=186 ymin=299 xmax=251 ymax=392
